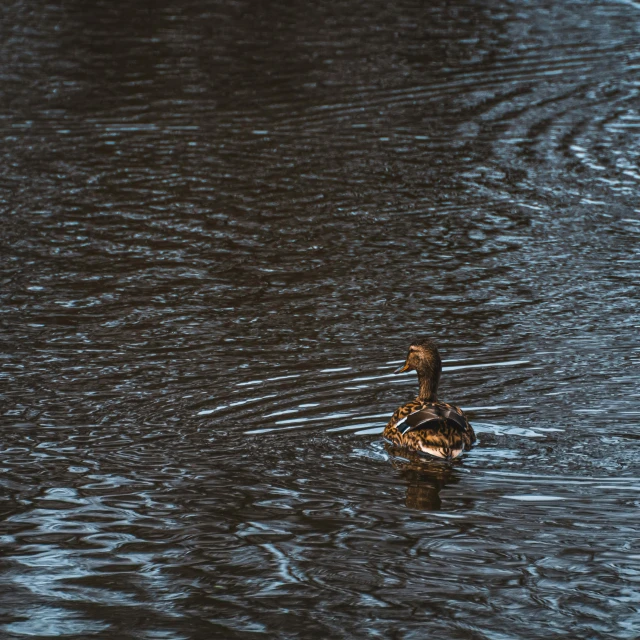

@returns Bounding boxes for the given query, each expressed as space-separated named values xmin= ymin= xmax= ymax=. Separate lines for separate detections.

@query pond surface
xmin=1 ymin=0 xmax=640 ymax=637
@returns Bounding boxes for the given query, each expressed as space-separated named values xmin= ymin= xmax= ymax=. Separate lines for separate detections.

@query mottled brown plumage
xmin=383 ymin=338 xmax=475 ymax=459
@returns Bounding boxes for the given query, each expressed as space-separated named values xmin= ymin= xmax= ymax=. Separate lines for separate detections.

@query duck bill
xmin=394 ymin=361 xmax=411 ymax=374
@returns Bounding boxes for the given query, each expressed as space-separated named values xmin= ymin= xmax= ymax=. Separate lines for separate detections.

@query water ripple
xmin=1 ymin=0 xmax=639 ymax=637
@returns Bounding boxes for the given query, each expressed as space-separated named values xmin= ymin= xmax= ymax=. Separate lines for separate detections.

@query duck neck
xmin=417 ymin=369 xmax=439 ymax=402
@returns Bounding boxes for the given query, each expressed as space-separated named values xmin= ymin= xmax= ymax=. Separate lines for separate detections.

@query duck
xmin=383 ymin=337 xmax=475 ymax=460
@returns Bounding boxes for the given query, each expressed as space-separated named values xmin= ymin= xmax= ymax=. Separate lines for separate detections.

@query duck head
xmin=394 ymin=337 xmax=442 ymax=401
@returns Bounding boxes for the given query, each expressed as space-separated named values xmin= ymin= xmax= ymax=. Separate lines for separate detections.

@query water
xmin=1 ymin=0 xmax=639 ymax=637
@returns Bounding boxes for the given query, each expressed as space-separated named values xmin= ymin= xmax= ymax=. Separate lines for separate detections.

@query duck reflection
xmin=385 ymin=444 xmax=460 ymax=510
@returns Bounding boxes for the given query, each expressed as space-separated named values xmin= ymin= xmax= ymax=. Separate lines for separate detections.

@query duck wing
xmin=397 ymin=404 xmax=469 ymax=436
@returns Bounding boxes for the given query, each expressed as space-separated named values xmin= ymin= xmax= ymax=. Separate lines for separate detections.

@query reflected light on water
xmin=1 ymin=0 xmax=640 ymax=637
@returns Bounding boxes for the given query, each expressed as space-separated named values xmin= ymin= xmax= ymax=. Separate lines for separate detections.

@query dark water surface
xmin=2 ymin=0 xmax=640 ymax=637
